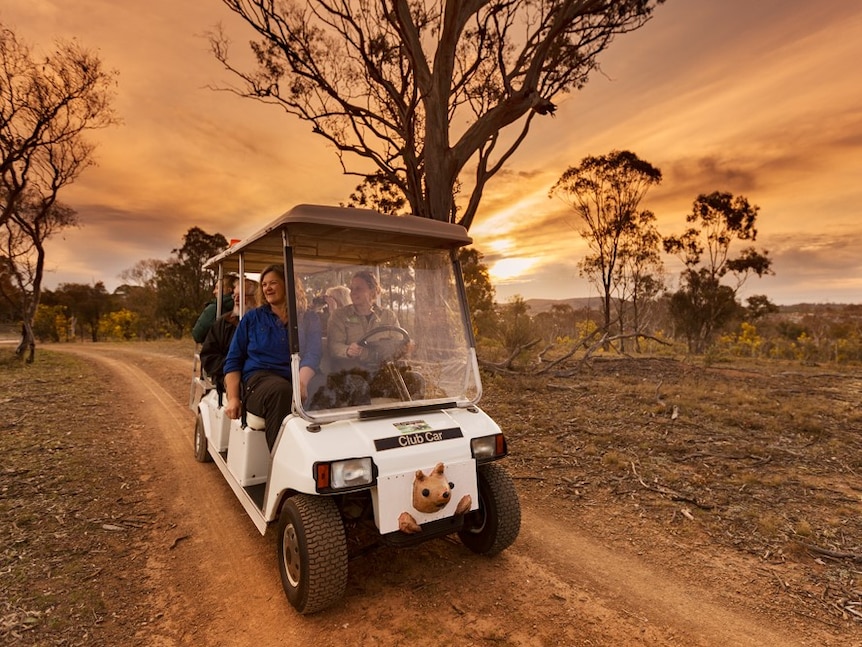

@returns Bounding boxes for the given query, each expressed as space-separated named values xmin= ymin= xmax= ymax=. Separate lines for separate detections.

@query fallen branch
xmin=560 ymin=476 xmax=589 ymax=488
xmin=799 ymin=542 xmax=862 ymax=563
xmin=631 ymin=461 xmax=678 ymax=497
xmin=478 ymin=337 xmax=542 ymax=374
xmin=630 ymin=462 xmax=713 ymax=510
xmin=536 ymin=328 xmax=602 ymax=375
xmin=843 ymin=604 xmax=862 ymax=621
xmin=550 ymin=332 xmax=672 ymax=378
xmin=676 ymin=452 xmax=771 ymax=465
xmin=537 ymin=342 xmax=556 ymax=362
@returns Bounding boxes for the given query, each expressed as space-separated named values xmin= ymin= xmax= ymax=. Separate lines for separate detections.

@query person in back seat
xmin=199 ymin=278 xmax=259 ymax=398
xmin=192 ymin=276 xmax=236 ymax=343
xmin=324 ymin=285 xmax=351 ymax=312
xmin=223 ymin=266 xmax=322 ymax=450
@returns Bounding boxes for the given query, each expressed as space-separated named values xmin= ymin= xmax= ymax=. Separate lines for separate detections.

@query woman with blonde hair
xmin=324 ymin=285 xmax=351 ymax=311
xmin=223 ymin=265 xmax=322 ymax=449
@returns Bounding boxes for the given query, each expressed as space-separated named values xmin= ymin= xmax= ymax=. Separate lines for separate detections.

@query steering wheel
xmin=357 ymin=325 xmax=411 ymax=365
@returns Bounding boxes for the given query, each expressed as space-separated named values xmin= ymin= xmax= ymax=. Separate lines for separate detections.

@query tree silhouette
xmin=46 ymin=281 xmax=111 ymax=342
xmin=549 ymin=150 xmax=662 ymax=344
xmin=157 ymin=228 xmax=230 ymax=338
xmin=346 ymin=172 xmax=409 ymax=216
xmin=663 ymin=191 xmax=773 ymax=353
xmin=0 ymin=25 xmax=117 ymax=360
xmin=210 ymin=1 xmax=663 ymax=228
xmin=458 ymin=247 xmax=497 ymax=339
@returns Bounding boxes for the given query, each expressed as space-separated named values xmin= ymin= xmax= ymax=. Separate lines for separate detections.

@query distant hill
xmin=776 ymin=302 xmax=861 ymax=312
xmin=521 ymin=298 xmax=859 ymax=315
xmin=523 ymin=297 xmax=605 ymax=313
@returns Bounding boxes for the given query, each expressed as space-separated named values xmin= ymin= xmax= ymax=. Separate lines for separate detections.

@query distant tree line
xmin=0 ymin=227 xmax=229 ymax=343
xmin=346 ymin=167 xmax=862 ymax=368
xmin=1 ymin=201 xmax=858 ymax=367
xmin=480 ymin=294 xmax=862 ymax=369
xmin=547 ymin=150 xmax=776 ymax=355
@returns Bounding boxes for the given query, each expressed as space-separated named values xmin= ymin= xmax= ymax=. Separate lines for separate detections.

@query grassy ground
xmin=482 ymin=355 xmax=862 ymax=625
xmin=0 ymin=348 xmax=157 ymax=646
xmin=1 ymin=342 xmax=860 ymax=643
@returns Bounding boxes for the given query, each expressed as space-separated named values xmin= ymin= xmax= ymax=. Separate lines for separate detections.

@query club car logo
xmin=374 ymin=420 xmax=463 ymax=451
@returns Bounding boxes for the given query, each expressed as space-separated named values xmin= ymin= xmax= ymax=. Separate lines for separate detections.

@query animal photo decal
xmin=398 ymin=462 xmax=471 ymax=534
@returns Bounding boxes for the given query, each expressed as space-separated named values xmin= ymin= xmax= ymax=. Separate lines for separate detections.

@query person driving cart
xmin=326 ymin=270 xmax=423 ymax=402
xmin=223 ymin=265 xmax=322 ymax=449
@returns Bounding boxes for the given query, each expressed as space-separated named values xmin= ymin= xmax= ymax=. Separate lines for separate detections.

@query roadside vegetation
xmin=485 ymin=354 xmax=862 ymax=627
xmin=0 ymin=350 xmax=156 ymax=645
xmin=1 ymin=341 xmax=860 ymax=645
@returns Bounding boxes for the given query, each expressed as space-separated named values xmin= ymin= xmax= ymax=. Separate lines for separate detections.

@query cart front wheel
xmin=458 ymin=463 xmax=521 ymax=555
xmin=277 ymin=495 xmax=348 ymax=614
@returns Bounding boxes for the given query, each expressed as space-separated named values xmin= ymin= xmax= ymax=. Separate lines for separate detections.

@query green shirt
xmin=326 ymin=304 xmax=399 ymax=372
xmin=191 ymin=295 xmax=234 ymax=343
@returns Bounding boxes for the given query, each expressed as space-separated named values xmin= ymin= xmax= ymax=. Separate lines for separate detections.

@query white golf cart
xmin=188 ymin=204 xmax=520 ymax=614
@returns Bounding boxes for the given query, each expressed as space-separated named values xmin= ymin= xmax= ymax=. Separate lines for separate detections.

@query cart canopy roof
xmin=204 ymin=204 xmax=473 ymax=274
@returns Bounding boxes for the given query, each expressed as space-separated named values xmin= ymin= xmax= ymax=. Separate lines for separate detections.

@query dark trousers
xmin=244 ymin=371 xmax=293 ymax=450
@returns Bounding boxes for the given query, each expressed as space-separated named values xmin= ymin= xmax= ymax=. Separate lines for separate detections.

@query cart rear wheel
xmin=458 ymin=463 xmax=521 ymax=555
xmin=277 ymin=495 xmax=348 ymax=614
xmin=193 ymin=413 xmax=212 ymax=463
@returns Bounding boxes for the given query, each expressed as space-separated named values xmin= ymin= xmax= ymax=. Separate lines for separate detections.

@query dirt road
xmin=53 ymin=343 xmax=857 ymax=646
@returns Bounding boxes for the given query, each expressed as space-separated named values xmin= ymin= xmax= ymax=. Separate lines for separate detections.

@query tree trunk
xmin=15 ymin=322 xmax=36 ymax=363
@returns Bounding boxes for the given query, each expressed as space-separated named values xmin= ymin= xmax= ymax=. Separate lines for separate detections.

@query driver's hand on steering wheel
xmin=346 ymin=342 xmax=364 ymax=359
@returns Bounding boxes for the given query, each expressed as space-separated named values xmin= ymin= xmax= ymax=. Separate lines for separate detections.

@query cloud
xmin=42 ymin=205 xmax=178 ymax=290
xmin=6 ymin=0 xmax=862 ymax=307
xmin=751 ymin=231 xmax=862 ymax=303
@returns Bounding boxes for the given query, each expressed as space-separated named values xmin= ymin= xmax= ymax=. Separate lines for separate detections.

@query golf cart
xmin=188 ymin=204 xmax=520 ymax=614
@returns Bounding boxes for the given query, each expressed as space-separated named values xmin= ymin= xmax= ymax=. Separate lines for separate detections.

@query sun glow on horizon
xmin=488 ymin=256 xmax=539 ymax=283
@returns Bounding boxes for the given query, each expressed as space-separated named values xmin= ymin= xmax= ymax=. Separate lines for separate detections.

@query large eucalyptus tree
xmin=211 ymin=1 xmax=663 ymax=227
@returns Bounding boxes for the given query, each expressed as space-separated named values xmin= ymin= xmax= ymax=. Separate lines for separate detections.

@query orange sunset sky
xmin=3 ymin=0 xmax=861 ymax=305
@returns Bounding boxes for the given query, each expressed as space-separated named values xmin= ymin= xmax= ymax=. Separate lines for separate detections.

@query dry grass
xmin=0 ymin=348 xmax=156 ymax=646
xmin=486 ymin=355 xmax=862 ymax=625
xmin=1 ymin=343 xmax=860 ymax=640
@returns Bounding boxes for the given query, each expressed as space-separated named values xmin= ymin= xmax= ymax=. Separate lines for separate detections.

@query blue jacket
xmin=224 ymin=305 xmax=322 ymax=382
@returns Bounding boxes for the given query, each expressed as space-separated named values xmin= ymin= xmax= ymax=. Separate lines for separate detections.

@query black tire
xmin=458 ymin=462 xmax=521 ymax=556
xmin=193 ymin=412 xmax=212 ymax=463
xmin=277 ymin=495 xmax=348 ymax=614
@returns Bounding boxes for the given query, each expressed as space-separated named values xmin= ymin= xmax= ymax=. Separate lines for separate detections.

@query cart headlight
xmin=314 ymin=458 xmax=375 ymax=492
xmin=471 ymin=434 xmax=507 ymax=462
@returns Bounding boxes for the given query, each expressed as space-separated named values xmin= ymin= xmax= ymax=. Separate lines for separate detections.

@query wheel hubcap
xmin=464 ymin=491 xmax=487 ymax=534
xmin=282 ymin=523 xmax=301 ymax=587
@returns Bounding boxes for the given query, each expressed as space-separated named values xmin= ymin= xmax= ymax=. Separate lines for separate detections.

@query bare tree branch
xmin=0 ymin=25 xmax=118 ymax=361
xmin=210 ymin=0 xmax=663 ymax=225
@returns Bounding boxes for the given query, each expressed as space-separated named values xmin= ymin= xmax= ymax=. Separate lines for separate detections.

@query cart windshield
xmin=296 ymin=247 xmax=481 ymax=421
xmin=204 ymin=205 xmax=482 ymax=423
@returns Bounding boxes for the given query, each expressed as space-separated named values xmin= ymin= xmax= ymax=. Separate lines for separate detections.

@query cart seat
xmin=245 ymin=411 xmax=266 ymax=431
